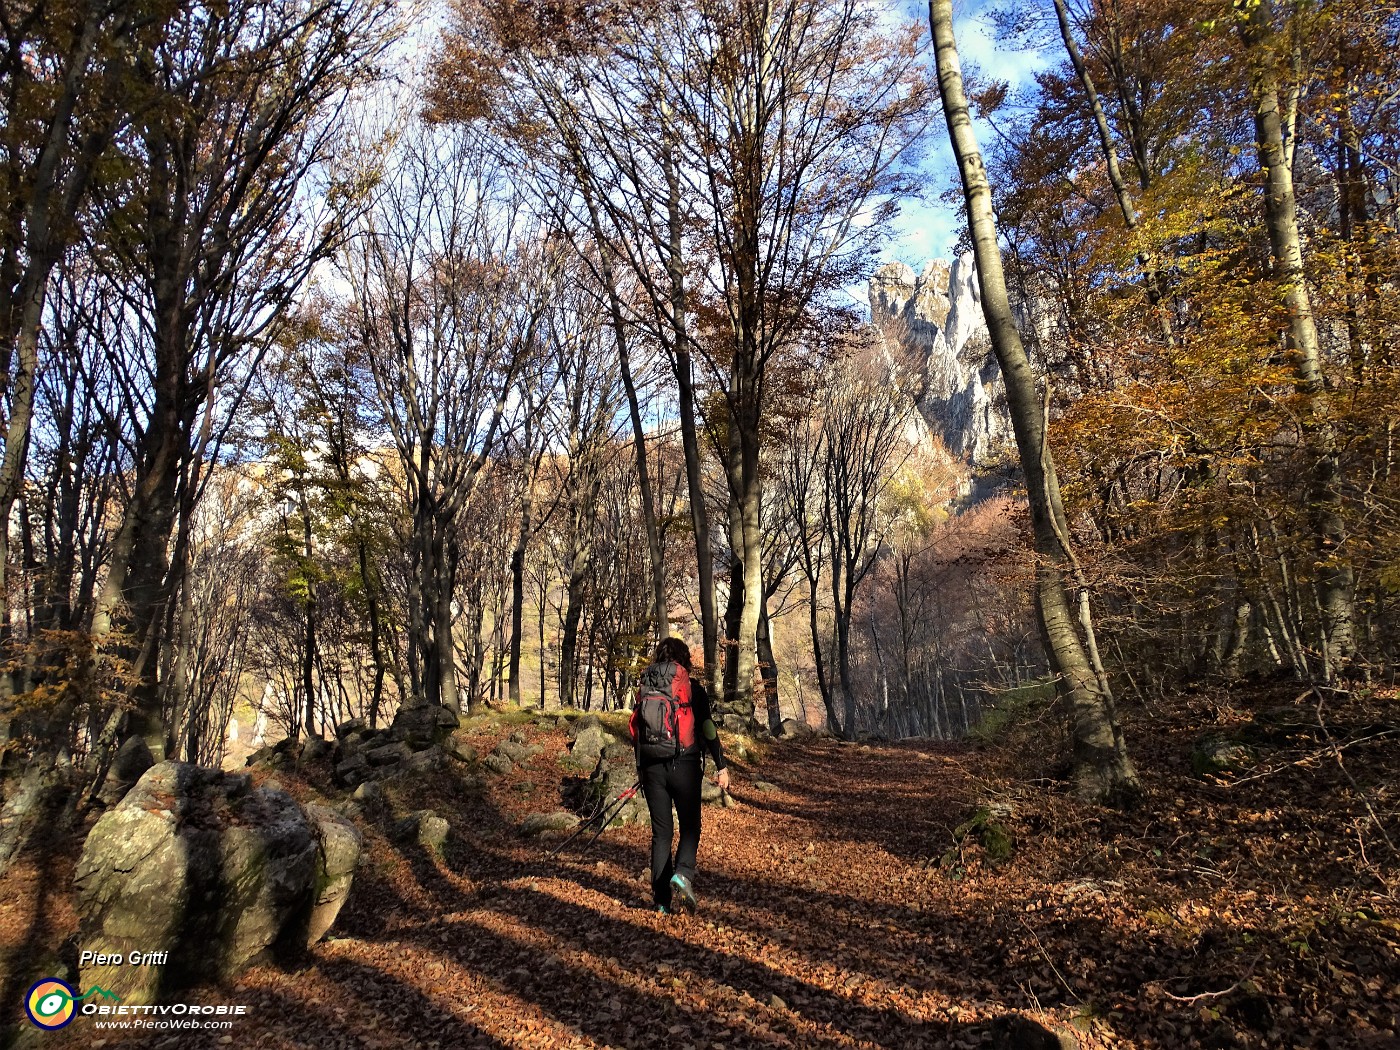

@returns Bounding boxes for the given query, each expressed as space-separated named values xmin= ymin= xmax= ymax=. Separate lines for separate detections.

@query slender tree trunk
xmin=435 ymin=533 xmax=460 ymax=714
xmin=930 ymin=0 xmax=1139 ymax=802
xmin=508 ymin=507 xmax=530 ymax=705
xmin=756 ymin=592 xmax=780 ymax=730
xmin=1238 ymin=0 xmax=1354 ymax=678
xmin=301 ymin=499 xmax=318 ymax=738
xmin=833 ymin=572 xmax=858 ymax=741
xmin=664 ymin=145 xmax=717 ymax=677
xmin=0 ymin=8 xmax=111 ymax=645
xmin=732 ymin=421 xmax=764 ymax=727
xmin=356 ymin=539 xmax=386 ymax=728
xmin=538 ymin=569 xmax=548 ymax=708
xmin=581 ymin=185 xmax=669 ymax=643
xmin=803 ymin=564 xmax=840 ymax=734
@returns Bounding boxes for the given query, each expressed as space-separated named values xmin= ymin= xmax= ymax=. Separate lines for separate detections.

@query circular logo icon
xmin=25 ymin=978 xmax=77 ymax=1029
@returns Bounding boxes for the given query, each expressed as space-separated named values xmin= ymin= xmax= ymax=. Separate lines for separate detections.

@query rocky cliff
xmin=870 ymin=253 xmax=1013 ymax=464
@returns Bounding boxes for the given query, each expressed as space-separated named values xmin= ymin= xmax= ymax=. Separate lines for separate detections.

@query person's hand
xmin=714 ymin=768 xmax=730 ymax=792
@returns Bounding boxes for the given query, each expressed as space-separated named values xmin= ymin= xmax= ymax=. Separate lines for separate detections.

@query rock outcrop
xmin=870 ymin=253 xmax=1014 ymax=464
xmin=74 ymin=762 xmax=361 ymax=1005
xmin=560 ymin=718 xmax=649 ymax=826
xmin=246 ymin=703 xmax=464 ymax=788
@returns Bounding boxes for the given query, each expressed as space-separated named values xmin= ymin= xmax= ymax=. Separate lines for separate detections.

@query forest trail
xmin=7 ymin=693 xmax=1399 ymax=1050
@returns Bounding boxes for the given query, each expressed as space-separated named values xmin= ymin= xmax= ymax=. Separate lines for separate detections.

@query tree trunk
xmin=805 ymin=568 xmax=841 ymax=736
xmin=756 ymin=594 xmax=781 ymax=731
xmin=1238 ymin=0 xmax=1354 ymax=678
xmin=930 ymin=0 xmax=1139 ymax=802
xmin=664 ymin=144 xmax=717 ymax=678
xmin=508 ymin=509 xmax=530 ymax=705
xmin=581 ymin=185 xmax=669 ymax=643
xmin=356 ymin=538 xmax=387 ymax=728
xmin=302 ymin=502 xmax=318 ymax=739
xmin=435 ymin=533 xmax=460 ymax=714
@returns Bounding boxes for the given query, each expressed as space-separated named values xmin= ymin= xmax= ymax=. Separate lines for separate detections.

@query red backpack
xmin=629 ymin=661 xmax=696 ymax=761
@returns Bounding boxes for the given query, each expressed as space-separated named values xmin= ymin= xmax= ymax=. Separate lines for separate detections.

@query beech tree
xmin=80 ymin=0 xmax=397 ymax=762
xmin=1236 ymin=0 xmax=1354 ymax=679
xmin=930 ymin=0 xmax=1140 ymax=802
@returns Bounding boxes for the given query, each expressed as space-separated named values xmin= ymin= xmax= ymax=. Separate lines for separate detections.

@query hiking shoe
xmin=654 ymin=904 xmax=670 ymax=916
xmin=670 ymin=873 xmax=697 ymax=912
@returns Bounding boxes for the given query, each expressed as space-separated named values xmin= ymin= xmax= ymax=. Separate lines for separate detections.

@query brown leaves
xmin=3 ymin=698 xmax=1397 ymax=1048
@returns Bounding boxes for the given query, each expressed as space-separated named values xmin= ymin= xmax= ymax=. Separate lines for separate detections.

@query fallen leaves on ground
xmin=2 ymin=686 xmax=1397 ymax=1049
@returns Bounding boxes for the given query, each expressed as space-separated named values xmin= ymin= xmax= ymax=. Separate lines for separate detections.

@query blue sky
xmin=877 ymin=0 xmax=1052 ymax=272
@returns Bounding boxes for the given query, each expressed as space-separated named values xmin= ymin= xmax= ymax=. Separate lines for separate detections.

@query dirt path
xmin=7 ymin=699 xmax=1398 ymax=1050
xmin=235 ymin=738 xmax=989 ymax=1050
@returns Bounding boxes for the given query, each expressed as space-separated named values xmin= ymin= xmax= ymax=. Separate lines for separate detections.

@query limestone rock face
xmin=74 ymin=762 xmax=354 ymax=1005
xmin=870 ymin=252 xmax=1013 ymax=463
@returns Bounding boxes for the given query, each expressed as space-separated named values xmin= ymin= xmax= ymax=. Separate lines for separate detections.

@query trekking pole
xmin=546 ymin=784 xmax=641 ymax=856
xmin=572 ymin=783 xmax=641 ymax=857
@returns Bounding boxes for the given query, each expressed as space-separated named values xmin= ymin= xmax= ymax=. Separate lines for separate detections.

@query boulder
xmin=777 ymin=718 xmax=814 ymax=740
xmin=494 ymin=739 xmax=541 ymax=763
xmin=98 ymin=736 xmax=154 ymax=807
xmin=508 ymin=730 xmax=529 ymax=744
xmin=569 ymin=724 xmax=613 ymax=768
xmin=335 ymin=753 xmax=370 ymax=787
xmin=571 ymin=755 xmax=647 ymax=826
xmin=446 ymin=736 xmax=478 ymax=764
xmin=990 ymin=1013 xmax=1079 ymax=1050
xmin=301 ymin=805 xmax=362 ymax=946
xmin=603 ymin=741 xmax=635 ymax=763
xmin=245 ymin=737 xmax=294 ymax=769
xmin=390 ymin=704 xmax=460 ymax=750
xmin=335 ymin=729 xmax=379 ymax=762
xmin=404 ymin=746 xmax=446 ymax=773
xmin=75 ymin=763 xmax=329 ymax=1005
xmin=351 ymin=780 xmax=382 ymax=805
xmin=300 ymin=737 xmax=334 ymax=765
xmin=751 ymin=781 xmax=777 ymax=793
xmin=334 ymin=718 xmax=367 ymax=740
xmin=1192 ymin=736 xmax=1256 ymax=777
xmin=566 ymin=713 xmax=602 ymax=741
xmin=482 ymin=753 xmax=514 ymax=776
xmin=519 ymin=811 xmax=580 ymax=837
xmin=367 ymin=741 xmax=411 ymax=767
xmin=395 ymin=810 xmax=449 ymax=852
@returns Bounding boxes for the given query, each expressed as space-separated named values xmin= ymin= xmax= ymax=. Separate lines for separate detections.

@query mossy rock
xmin=969 ymin=679 xmax=1057 ymax=745
xmin=941 ymin=804 xmax=1015 ymax=870
xmin=1191 ymin=736 xmax=1256 ymax=776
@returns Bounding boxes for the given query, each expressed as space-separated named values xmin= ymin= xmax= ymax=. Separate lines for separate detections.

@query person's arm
xmin=692 ymin=684 xmax=729 ymax=785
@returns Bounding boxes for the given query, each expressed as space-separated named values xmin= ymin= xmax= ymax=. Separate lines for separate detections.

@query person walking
xmin=629 ymin=637 xmax=729 ymax=913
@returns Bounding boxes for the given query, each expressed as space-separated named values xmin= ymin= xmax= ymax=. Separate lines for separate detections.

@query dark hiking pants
xmin=639 ymin=754 xmax=703 ymax=907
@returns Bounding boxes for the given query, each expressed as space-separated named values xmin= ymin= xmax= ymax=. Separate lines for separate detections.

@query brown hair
xmin=654 ymin=637 xmax=692 ymax=671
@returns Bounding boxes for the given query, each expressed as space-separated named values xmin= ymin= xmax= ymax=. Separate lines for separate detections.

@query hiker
xmin=630 ymin=637 xmax=729 ymax=914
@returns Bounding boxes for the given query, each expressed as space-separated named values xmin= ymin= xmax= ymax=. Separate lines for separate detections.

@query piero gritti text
xmin=80 ymin=950 xmax=170 ymax=966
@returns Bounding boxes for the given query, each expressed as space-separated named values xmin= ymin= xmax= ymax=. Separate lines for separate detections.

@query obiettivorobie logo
xmin=24 ymin=979 xmax=121 ymax=1030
